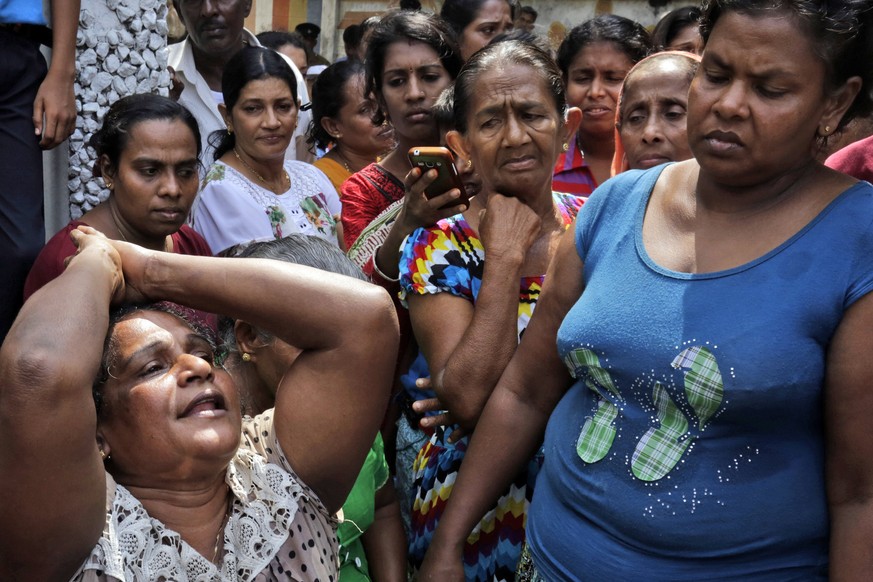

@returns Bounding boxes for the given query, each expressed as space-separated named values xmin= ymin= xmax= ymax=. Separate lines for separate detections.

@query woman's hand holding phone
xmin=400 ymin=153 xmax=469 ymax=231
xmin=408 ymin=147 xmax=470 ymax=206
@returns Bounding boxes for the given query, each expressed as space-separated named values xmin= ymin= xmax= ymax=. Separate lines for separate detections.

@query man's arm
xmin=34 ymin=0 xmax=79 ymax=149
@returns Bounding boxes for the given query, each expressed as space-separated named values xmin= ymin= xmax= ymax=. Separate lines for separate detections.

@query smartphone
xmin=408 ymin=146 xmax=470 ymax=209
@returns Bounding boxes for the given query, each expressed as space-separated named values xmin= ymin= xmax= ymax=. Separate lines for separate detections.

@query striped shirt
xmin=552 ymin=132 xmax=597 ymax=199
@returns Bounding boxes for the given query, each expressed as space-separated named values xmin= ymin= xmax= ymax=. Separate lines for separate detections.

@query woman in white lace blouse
xmin=0 ymin=227 xmax=398 ymax=581
xmin=191 ymin=46 xmax=343 ymax=255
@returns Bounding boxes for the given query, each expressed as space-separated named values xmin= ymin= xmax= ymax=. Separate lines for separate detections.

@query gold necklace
xmin=108 ymin=199 xmax=171 ymax=251
xmin=333 ymin=148 xmax=354 ymax=173
xmin=233 ymin=148 xmax=291 ymax=192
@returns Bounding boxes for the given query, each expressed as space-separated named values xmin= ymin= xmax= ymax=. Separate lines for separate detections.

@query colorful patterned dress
xmin=398 ymin=193 xmax=583 ymax=581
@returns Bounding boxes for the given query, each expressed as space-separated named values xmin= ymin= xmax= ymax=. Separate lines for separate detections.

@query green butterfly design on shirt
xmin=565 ymin=345 xmax=724 ymax=481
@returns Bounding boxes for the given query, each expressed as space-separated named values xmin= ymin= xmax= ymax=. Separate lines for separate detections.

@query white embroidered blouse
xmin=70 ymin=411 xmax=339 ymax=582
xmin=191 ymin=160 xmax=342 ymax=255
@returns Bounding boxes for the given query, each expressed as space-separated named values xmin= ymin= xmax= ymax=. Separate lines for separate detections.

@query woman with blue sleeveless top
xmin=418 ymin=0 xmax=873 ymax=579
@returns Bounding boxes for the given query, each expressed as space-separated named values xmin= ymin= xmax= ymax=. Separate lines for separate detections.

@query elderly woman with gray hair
xmin=221 ymin=235 xmax=408 ymax=582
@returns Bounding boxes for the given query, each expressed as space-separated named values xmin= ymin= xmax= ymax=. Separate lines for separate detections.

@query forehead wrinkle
xmin=624 ymin=92 xmax=687 ymax=108
xmin=112 ymin=325 xmax=211 ymax=376
xmin=623 ymin=74 xmax=692 ymax=109
xmin=112 ymin=317 xmax=172 ymax=369
xmin=115 ymin=339 xmax=166 ymax=373
xmin=474 ymin=69 xmax=554 ymax=118
xmin=704 ymin=30 xmax=807 ymax=82
xmin=656 ymin=96 xmax=687 ymax=107
xmin=476 ymin=92 xmax=539 ymax=116
xmin=480 ymin=67 xmax=531 ymax=98
xmin=708 ymin=53 xmax=803 ymax=82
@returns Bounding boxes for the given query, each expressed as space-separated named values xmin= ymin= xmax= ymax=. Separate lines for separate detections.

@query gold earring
xmin=465 ymin=159 xmax=472 ymax=169
xmin=562 ymin=142 xmax=569 ymax=152
xmin=227 ymin=128 xmax=233 ymax=135
xmin=241 ymin=353 xmax=251 ymax=362
xmin=100 ymin=449 xmax=110 ymax=462
xmin=824 ymin=125 xmax=831 ymax=134
xmin=105 ymin=180 xmax=113 ymax=189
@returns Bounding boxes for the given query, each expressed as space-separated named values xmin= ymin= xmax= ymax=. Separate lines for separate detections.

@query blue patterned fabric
xmin=528 ymin=167 xmax=873 ymax=580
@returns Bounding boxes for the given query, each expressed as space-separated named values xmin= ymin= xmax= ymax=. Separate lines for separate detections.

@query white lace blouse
xmin=71 ymin=411 xmax=339 ymax=582
xmin=191 ymin=160 xmax=342 ymax=255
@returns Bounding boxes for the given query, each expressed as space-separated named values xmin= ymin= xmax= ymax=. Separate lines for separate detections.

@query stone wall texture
xmin=69 ymin=0 xmax=170 ymax=219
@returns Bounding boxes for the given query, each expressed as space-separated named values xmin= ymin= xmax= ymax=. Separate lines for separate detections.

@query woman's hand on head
xmin=68 ymin=225 xmax=126 ymax=304
xmin=69 ymin=226 xmax=153 ymax=304
xmin=400 ymin=167 xmax=468 ymax=230
xmin=478 ymin=193 xmax=541 ymax=263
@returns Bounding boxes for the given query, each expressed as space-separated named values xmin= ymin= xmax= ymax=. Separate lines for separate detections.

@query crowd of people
xmin=2 ymin=0 xmax=873 ymax=580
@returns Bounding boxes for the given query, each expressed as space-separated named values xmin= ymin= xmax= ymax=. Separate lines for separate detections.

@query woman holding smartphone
xmin=339 ymin=14 xmax=466 ymax=546
xmin=340 ymin=10 xmax=465 ymax=283
xmin=398 ymin=40 xmax=583 ymax=579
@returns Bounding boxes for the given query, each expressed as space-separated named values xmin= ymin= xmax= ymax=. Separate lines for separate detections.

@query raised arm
xmin=417 ymin=227 xmax=584 ymax=580
xmin=117 ymin=242 xmax=400 ymax=513
xmin=408 ymin=194 xmax=540 ymax=430
xmin=825 ymin=291 xmax=873 ymax=581
xmin=341 ymin=166 xmax=464 ymax=284
xmin=0 ymin=233 xmax=120 ymax=580
xmin=371 ymin=167 xmax=465 ymax=281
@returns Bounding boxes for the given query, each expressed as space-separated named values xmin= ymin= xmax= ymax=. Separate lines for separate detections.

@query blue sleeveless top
xmin=528 ymin=166 xmax=873 ymax=580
